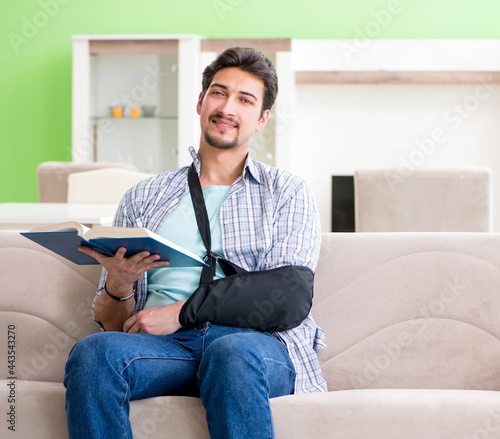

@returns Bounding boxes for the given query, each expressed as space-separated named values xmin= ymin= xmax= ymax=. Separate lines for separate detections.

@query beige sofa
xmin=1 ymin=230 xmax=500 ymax=438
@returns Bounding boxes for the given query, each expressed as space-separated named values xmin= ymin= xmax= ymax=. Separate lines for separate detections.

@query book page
xmin=28 ymin=221 xmax=89 ymax=235
xmin=84 ymin=226 xmax=150 ymax=239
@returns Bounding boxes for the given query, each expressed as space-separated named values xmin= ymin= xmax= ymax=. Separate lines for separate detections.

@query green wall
xmin=2 ymin=0 xmax=500 ymax=202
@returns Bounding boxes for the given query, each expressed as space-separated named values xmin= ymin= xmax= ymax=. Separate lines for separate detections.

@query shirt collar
xmin=189 ymin=146 xmax=201 ymax=173
xmin=188 ymin=146 xmax=262 ymax=184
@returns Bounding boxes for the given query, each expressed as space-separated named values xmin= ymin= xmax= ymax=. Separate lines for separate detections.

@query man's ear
xmin=256 ymin=109 xmax=271 ymax=132
xmin=196 ymin=91 xmax=204 ymax=115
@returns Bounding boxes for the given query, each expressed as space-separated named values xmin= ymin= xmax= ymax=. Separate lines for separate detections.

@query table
xmin=0 ymin=203 xmax=118 ymax=230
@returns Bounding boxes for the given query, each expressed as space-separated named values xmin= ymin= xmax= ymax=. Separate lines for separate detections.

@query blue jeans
xmin=64 ymin=323 xmax=295 ymax=439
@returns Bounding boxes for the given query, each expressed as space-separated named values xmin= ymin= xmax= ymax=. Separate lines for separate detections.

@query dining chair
xmin=67 ymin=167 xmax=155 ymax=204
xmin=37 ymin=161 xmax=138 ymax=203
xmin=354 ymin=167 xmax=492 ymax=232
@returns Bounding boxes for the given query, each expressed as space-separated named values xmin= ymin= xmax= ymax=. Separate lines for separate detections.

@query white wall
xmin=285 ymin=40 xmax=500 ymax=232
xmin=289 ymin=83 xmax=500 ymax=232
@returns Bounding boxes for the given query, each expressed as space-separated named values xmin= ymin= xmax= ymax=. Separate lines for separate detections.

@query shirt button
xmin=223 ymin=219 xmax=229 ymax=225
xmin=227 ymin=252 xmax=234 ymax=258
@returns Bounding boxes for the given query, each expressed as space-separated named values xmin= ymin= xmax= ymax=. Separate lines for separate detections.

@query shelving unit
xmin=72 ymin=35 xmax=201 ymax=173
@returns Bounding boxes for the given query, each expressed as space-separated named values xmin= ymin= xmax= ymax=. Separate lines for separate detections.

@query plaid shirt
xmin=93 ymin=147 xmax=327 ymax=394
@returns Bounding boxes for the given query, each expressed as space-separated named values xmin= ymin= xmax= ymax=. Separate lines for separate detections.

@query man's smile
xmin=211 ymin=114 xmax=238 ymax=131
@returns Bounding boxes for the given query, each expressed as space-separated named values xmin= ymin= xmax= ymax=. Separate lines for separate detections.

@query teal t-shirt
xmin=144 ymin=185 xmax=231 ymax=308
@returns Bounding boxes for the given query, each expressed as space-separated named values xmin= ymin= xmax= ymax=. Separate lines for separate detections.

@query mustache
xmin=209 ymin=112 xmax=238 ymax=127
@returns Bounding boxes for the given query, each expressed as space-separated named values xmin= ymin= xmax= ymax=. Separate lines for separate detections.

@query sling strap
xmin=187 ymin=163 xmax=246 ymax=285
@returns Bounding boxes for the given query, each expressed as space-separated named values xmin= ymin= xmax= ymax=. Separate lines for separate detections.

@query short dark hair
xmin=201 ymin=47 xmax=278 ymax=115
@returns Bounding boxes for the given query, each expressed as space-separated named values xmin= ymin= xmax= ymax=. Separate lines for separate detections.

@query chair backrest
xmin=37 ymin=161 xmax=138 ymax=203
xmin=354 ymin=167 xmax=492 ymax=232
xmin=67 ymin=168 xmax=155 ymax=204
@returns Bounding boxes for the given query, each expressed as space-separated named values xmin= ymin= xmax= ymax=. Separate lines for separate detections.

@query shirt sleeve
xmin=266 ymin=177 xmax=322 ymax=272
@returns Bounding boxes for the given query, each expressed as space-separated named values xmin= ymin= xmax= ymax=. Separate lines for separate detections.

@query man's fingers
xmin=128 ymin=252 xmax=170 ymax=269
xmin=78 ymin=245 xmax=169 ymax=273
xmin=123 ymin=315 xmax=136 ymax=333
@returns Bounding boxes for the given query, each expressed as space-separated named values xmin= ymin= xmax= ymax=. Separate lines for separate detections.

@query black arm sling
xmin=178 ymin=163 xmax=314 ymax=332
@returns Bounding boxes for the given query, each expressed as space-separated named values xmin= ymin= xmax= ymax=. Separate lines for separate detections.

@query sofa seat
xmin=4 ymin=381 xmax=500 ymax=438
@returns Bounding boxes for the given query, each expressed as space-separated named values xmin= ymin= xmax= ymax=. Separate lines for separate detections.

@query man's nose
xmin=217 ymin=96 xmax=238 ymax=117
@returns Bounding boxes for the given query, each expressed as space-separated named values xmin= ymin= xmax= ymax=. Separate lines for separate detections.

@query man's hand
xmin=123 ymin=301 xmax=186 ymax=335
xmin=78 ymin=245 xmax=169 ymax=294
xmin=80 ymin=245 xmax=170 ymax=331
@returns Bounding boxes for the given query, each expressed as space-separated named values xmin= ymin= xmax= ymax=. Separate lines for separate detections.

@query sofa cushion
xmin=0 ymin=231 xmax=100 ymax=382
xmin=314 ymin=232 xmax=500 ymax=391
xmin=271 ymin=388 xmax=500 ymax=438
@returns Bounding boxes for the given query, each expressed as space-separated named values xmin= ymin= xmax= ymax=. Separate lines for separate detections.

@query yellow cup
xmin=112 ymin=106 xmax=124 ymax=118
xmin=130 ymin=107 xmax=140 ymax=119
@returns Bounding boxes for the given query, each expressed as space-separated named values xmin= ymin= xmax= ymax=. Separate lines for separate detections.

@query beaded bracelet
xmin=104 ymin=283 xmax=135 ymax=302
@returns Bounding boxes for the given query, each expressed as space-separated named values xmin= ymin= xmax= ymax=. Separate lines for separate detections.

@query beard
xmin=202 ymin=111 xmax=241 ymax=150
xmin=203 ymin=128 xmax=239 ymax=150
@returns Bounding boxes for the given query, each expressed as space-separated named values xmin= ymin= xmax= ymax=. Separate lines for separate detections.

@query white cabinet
xmin=72 ymin=35 xmax=202 ymax=172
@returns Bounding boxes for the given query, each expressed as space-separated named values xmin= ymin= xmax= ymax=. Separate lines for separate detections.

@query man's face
xmin=197 ymin=67 xmax=270 ymax=152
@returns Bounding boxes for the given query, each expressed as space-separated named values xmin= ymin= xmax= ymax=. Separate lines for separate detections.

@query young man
xmin=64 ymin=47 xmax=327 ymax=439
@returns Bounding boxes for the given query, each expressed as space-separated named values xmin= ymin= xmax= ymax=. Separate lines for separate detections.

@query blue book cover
xmin=21 ymin=230 xmax=111 ymax=265
xmin=21 ymin=222 xmax=208 ymax=267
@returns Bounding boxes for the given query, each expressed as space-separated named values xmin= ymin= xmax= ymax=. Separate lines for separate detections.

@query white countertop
xmin=0 ymin=203 xmax=118 ymax=230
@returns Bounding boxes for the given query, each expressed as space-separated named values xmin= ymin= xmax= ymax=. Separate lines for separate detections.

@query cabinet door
xmin=90 ymin=52 xmax=178 ymax=173
xmin=72 ymin=36 xmax=201 ymax=173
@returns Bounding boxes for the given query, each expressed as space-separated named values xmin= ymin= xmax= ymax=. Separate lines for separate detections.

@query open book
xmin=21 ymin=221 xmax=208 ymax=267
